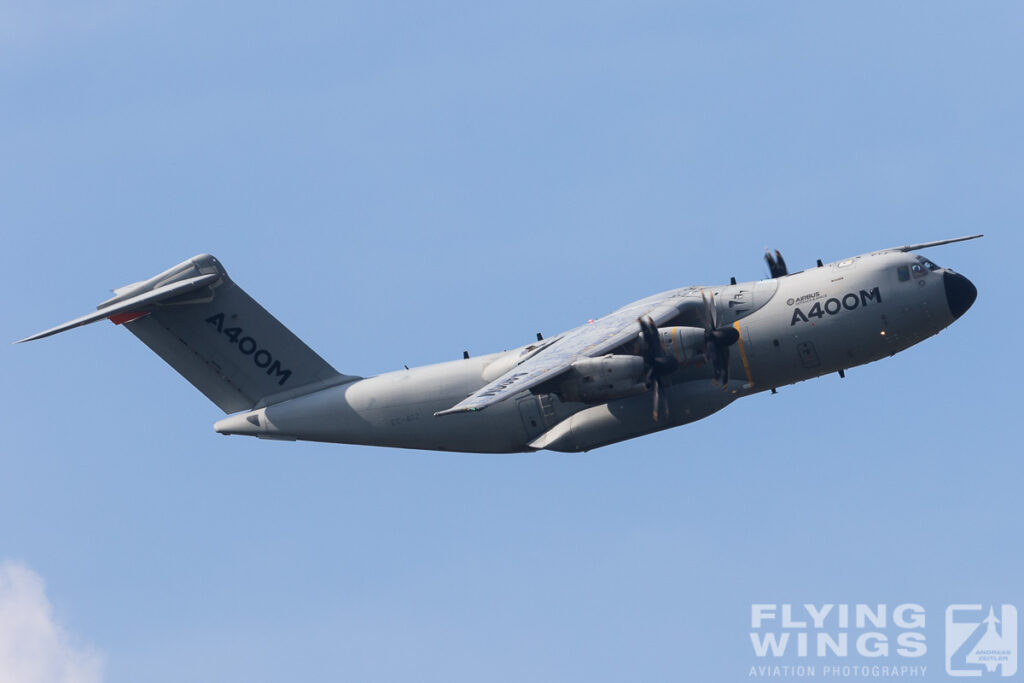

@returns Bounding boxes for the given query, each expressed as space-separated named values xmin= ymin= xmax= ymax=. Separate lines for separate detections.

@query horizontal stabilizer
xmin=16 ymin=273 xmax=220 ymax=343
xmin=18 ymin=254 xmax=355 ymax=413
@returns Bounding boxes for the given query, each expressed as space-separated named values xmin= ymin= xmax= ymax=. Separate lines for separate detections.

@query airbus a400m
xmin=20 ymin=236 xmax=980 ymax=452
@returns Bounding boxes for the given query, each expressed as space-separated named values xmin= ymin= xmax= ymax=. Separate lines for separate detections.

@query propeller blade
xmin=638 ymin=316 xmax=659 ymax=361
xmin=702 ymin=340 xmax=713 ymax=368
xmin=765 ymin=249 xmax=788 ymax=278
xmin=710 ymin=326 xmax=739 ymax=347
xmin=699 ymin=304 xmax=739 ymax=387
xmin=652 ymin=378 xmax=661 ymax=421
xmin=701 ymin=289 xmax=718 ymax=331
xmin=774 ymin=250 xmax=788 ymax=276
xmin=658 ymin=377 xmax=670 ymax=421
xmin=715 ymin=345 xmax=731 ymax=387
xmin=636 ymin=316 xmax=678 ymax=419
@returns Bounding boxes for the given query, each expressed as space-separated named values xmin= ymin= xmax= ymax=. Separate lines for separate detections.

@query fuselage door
xmin=517 ymin=397 xmax=545 ymax=438
xmin=797 ymin=341 xmax=821 ymax=368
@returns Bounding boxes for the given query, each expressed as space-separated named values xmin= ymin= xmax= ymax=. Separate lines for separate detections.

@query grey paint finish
xmin=216 ymin=352 xmax=533 ymax=452
xmin=121 ymin=255 xmax=353 ymax=413
xmin=20 ymin=237 xmax=980 ymax=453
xmin=435 ymin=290 xmax=701 ymax=415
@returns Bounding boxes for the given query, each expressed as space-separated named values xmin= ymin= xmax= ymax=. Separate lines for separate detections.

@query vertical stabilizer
xmin=21 ymin=254 xmax=358 ymax=413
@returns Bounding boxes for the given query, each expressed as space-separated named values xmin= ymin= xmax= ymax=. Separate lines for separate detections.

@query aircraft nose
xmin=943 ymin=271 xmax=977 ymax=319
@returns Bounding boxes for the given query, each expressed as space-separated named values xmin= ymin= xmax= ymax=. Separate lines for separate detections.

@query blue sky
xmin=1 ymin=3 xmax=1021 ymax=682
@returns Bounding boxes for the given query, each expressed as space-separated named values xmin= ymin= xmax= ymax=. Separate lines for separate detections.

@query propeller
xmin=765 ymin=249 xmax=788 ymax=278
xmin=701 ymin=289 xmax=740 ymax=387
xmin=638 ymin=316 xmax=678 ymax=421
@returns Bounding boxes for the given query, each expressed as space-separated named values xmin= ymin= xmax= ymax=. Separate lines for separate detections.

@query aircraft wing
xmin=434 ymin=290 xmax=696 ymax=416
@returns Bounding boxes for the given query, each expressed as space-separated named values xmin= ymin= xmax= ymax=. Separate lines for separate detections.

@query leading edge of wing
xmin=434 ymin=291 xmax=695 ymax=416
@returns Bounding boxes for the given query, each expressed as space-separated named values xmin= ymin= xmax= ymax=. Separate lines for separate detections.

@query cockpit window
xmin=897 ymin=265 xmax=911 ymax=282
xmin=916 ymin=256 xmax=940 ymax=271
xmin=910 ymin=262 xmax=928 ymax=278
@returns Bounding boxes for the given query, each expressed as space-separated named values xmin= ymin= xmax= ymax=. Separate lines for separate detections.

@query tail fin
xmin=18 ymin=254 xmax=358 ymax=413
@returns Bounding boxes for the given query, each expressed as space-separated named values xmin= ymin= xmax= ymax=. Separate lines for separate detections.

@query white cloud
xmin=0 ymin=561 xmax=103 ymax=683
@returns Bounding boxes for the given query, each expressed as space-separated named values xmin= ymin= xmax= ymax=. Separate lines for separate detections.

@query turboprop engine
xmin=556 ymin=315 xmax=739 ymax=417
xmin=558 ymin=354 xmax=648 ymax=404
xmin=642 ymin=326 xmax=706 ymax=366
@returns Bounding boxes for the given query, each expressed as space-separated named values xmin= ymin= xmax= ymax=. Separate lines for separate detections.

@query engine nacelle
xmin=559 ymin=354 xmax=648 ymax=404
xmin=531 ymin=380 xmax=738 ymax=452
xmin=649 ymin=326 xmax=706 ymax=365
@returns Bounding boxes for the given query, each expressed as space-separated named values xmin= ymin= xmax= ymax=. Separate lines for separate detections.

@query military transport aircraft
xmin=19 ymin=236 xmax=980 ymax=452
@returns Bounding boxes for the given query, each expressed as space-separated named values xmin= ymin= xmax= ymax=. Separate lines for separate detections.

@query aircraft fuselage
xmin=213 ymin=248 xmax=976 ymax=452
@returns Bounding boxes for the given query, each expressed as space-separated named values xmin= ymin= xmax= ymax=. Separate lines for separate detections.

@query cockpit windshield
xmin=900 ymin=256 xmax=941 ymax=282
